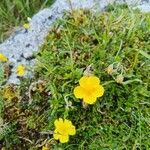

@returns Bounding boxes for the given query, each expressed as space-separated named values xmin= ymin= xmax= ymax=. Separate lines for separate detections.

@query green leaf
xmin=136 ymin=49 xmax=150 ymax=59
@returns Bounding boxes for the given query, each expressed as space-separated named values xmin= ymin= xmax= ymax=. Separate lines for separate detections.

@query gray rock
xmin=0 ymin=0 xmax=149 ymax=84
xmin=136 ymin=3 xmax=150 ymax=12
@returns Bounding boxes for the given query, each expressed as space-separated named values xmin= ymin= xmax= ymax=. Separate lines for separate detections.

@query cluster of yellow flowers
xmin=1 ymin=54 xmax=105 ymax=147
xmin=51 ymin=75 xmax=104 ymax=147
xmin=0 ymin=53 xmax=25 ymax=77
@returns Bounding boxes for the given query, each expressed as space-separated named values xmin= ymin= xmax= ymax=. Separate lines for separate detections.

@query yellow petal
xmin=88 ymin=76 xmax=100 ymax=86
xmin=54 ymin=118 xmax=63 ymax=127
xmin=73 ymin=86 xmax=85 ymax=98
xmin=64 ymin=119 xmax=76 ymax=135
xmin=79 ymin=76 xmax=100 ymax=88
xmin=64 ymin=119 xmax=72 ymax=126
xmin=58 ymin=118 xmax=63 ymax=123
xmin=83 ymin=95 xmax=97 ymax=104
xmin=79 ymin=76 xmax=89 ymax=87
xmin=42 ymin=146 xmax=49 ymax=150
xmin=59 ymin=135 xmax=69 ymax=143
xmin=53 ymin=133 xmax=60 ymax=140
xmin=94 ymin=85 xmax=104 ymax=97
xmin=68 ymin=126 xmax=76 ymax=135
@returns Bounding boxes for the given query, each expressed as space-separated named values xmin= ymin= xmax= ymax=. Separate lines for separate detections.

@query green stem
xmin=102 ymin=80 xmax=116 ymax=86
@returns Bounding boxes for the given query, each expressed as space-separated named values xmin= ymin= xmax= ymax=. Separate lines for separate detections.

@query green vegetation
xmin=0 ymin=0 xmax=55 ymax=42
xmin=0 ymin=4 xmax=150 ymax=149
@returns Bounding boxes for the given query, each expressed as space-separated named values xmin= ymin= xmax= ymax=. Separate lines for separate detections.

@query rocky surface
xmin=0 ymin=0 xmax=149 ymax=84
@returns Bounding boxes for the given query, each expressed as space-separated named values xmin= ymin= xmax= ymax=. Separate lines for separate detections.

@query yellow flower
xmin=16 ymin=65 xmax=25 ymax=77
xmin=74 ymin=76 xmax=104 ymax=104
xmin=53 ymin=118 xmax=76 ymax=143
xmin=0 ymin=53 xmax=8 ymax=62
xmin=42 ymin=146 xmax=49 ymax=150
xmin=23 ymin=23 xmax=30 ymax=29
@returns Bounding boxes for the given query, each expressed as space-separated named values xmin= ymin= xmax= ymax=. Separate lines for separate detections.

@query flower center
xmin=58 ymin=125 xmax=69 ymax=135
xmin=83 ymin=86 xmax=96 ymax=96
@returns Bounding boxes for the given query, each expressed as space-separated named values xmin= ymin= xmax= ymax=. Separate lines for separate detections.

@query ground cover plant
xmin=0 ymin=0 xmax=54 ymax=42
xmin=0 ymin=4 xmax=150 ymax=150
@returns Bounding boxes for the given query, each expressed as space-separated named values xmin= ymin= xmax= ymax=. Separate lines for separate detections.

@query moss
xmin=1 ymin=5 xmax=150 ymax=149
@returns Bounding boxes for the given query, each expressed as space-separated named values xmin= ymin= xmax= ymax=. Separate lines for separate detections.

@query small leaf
xmin=136 ymin=49 xmax=150 ymax=59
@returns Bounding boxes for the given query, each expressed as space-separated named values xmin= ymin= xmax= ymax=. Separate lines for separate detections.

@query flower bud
xmin=116 ymin=74 xmax=124 ymax=84
xmin=106 ymin=64 xmax=114 ymax=75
